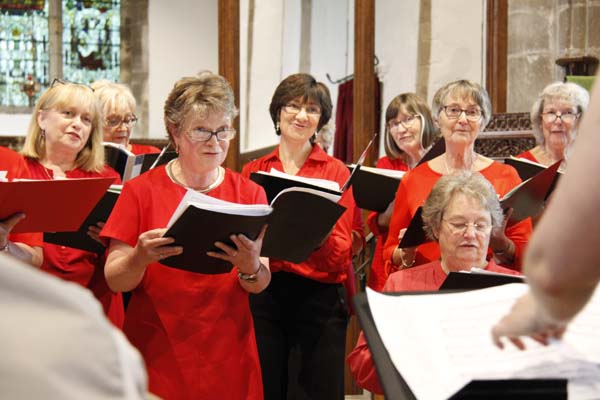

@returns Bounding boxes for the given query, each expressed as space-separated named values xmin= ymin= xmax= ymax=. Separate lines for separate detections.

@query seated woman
xmin=0 ymin=146 xmax=43 ymax=267
xmin=382 ymin=80 xmax=532 ymax=273
xmin=101 ymin=72 xmax=270 ymax=399
xmin=20 ymin=80 xmax=123 ymax=325
xmin=91 ymin=80 xmax=160 ymax=155
xmin=347 ymin=171 xmax=521 ymax=394
xmin=518 ymin=81 xmax=589 ymax=168
xmin=366 ymin=93 xmax=438 ymax=291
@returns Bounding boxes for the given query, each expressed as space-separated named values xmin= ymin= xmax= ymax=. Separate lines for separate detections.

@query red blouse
xmin=130 ymin=143 xmax=161 ymax=155
xmin=241 ymin=144 xmax=354 ymax=284
xmin=25 ymin=158 xmax=123 ymax=327
xmin=101 ymin=166 xmax=266 ymax=400
xmin=347 ymin=259 xmax=521 ymax=394
xmin=365 ymin=156 xmax=409 ymax=291
xmin=516 ymin=150 xmax=539 ymax=163
xmin=382 ymin=161 xmax=532 ymax=276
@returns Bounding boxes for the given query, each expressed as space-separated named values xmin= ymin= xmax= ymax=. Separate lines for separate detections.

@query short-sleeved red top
xmin=101 ymin=165 xmax=266 ymax=400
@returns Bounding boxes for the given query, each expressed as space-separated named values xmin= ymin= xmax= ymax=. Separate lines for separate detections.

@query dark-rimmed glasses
xmin=186 ymin=127 xmax=236 ymax=142
xmin=105 ymin=114 xmax=138 ymax=128
xmin=50 ymin=78 xmax=95 ymax=92
xmin=541 ymin=111 xmax=580 ymax=124
xmin=442 ymin=105 xmax=482 ymax=121
xmin=389 ymin=115 xmax=421 ymax=132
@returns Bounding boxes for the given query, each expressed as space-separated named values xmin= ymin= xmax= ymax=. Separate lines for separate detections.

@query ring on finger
xmin=232 ymin=251 xmax=238 ymax=257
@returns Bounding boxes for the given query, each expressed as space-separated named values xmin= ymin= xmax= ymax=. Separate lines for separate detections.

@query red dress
xmin=365 ymin=156 xmax=409 ymax=291
xmin=347 ymin=259 xmax=521 ymax=394
xmin=382 ymin=162 xmax=532 ymax=276
xmin=516 ymin=150 xmax=539 ymax=163
xmin=242 ymin=145 xmax=354 ymax=283
xmin=24 ymin=158 xmax=124 ymax=326
xmin=0 ymin=147 xmax=43 ymax=247
xmin=101 ymin=166 xmax=266 ymax=400
xmin=130 ymin=143 xmax=161 ymax=155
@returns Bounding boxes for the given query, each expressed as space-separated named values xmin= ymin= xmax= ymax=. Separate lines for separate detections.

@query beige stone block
xmin=507 ymin=54 xmax=555 ymax=112
xmin=509 ymin=0 xmax=553 ymax=13
xmin=589 ymin=5 xmax=600 ymax=49
xmin=508 ymin=13 xmax=553 ymax=55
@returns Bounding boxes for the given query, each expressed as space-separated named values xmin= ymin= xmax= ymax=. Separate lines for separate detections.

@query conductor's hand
xmin=0 ymin=212 xmax=25 ymax=245
xmin=491 ymin=292 xmax=567 ymax=350
xmin=135 ymin=228 xmax=183 ymax=265
xmin=208 ymin=224 xmax=267 ymax=274
xmin=87 ymin=221 xmax=108 ymax=247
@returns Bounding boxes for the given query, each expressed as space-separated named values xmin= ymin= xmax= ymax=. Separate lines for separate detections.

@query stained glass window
xmin=62 ymin=0 xmax=120 ymax=85
xmin=0 ymin=0 xmax=120 ymax=108
xmin=0 ymin=2 xmax=49 ymax=107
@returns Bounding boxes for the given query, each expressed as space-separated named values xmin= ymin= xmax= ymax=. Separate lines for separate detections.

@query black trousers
xmin=250 ymin=271 xmax=349 ymax=400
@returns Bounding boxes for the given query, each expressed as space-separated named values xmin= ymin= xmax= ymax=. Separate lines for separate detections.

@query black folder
xmin=249 ymin=171 xmax=341 ymax=203
xmin=44 ymin=189 xmax=120 ymax=253
xmin=353 ymin=292 xmax=567 ymax=399
xmin=439 ymin=271 xmax=525 ymax=290
xmin=161 ymin=188 xmax=346 ymax=274
xmin=398 ymin=206 xmax=429 ymax=248
xmin=347 ymin=166 xmax=401 ymax=212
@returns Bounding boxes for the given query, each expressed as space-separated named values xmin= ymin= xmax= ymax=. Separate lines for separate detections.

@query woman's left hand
xmin=208 ymin=224 xmax=268 ymax=274
xmin=87 ymin=221 xmax=108 ymax=247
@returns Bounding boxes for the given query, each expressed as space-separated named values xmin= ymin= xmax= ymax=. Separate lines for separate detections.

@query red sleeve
xmin=382 ymin=179 xmax=413 ymax=271
xmin=101 ymin=181 xmax=143 ymax=247
xmin=8 ymin=232 xmax=43 ymax=247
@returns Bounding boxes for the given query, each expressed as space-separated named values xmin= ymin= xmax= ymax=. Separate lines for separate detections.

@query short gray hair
xmin=431 ymin=79 xmax=492 ymax=127
xmin=422 ymin=171 xmax=503 ymax=240
xmin=530 ymin=81 xmax=590 ymax=146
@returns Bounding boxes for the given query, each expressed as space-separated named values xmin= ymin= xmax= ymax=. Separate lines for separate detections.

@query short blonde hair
xmin=21 ymin=81 xmax=104 ymax=172
xmin=91 ymin=79 xmax=137 ymax=121
xmin=422 ymin=171 xmax=503 ymax=241
xmin=530 ymin=81 xmax=590 ymax=146
xmin=163 ymin=71 xmax=238 ymax=142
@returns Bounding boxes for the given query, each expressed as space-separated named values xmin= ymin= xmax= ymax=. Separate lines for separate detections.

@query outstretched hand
xmin=491 ymin=292 xmax=567 ymax=350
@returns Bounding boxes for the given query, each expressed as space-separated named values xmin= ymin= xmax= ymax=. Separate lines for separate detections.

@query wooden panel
xmin=353 ymin=0 xmax=377 ymax=168
xmin=219 ymin=0 xmax=241 ymax=172
xmin=486 ymin=0 xmax=508 ymax=113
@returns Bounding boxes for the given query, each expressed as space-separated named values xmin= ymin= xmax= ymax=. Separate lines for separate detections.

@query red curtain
xmin=333 ymin=76 xmax=381 ymax=163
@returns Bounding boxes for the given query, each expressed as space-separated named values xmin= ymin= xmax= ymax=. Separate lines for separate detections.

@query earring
xmin=275 ymin=121 xmax=280 ymax=134
xmin=41 ymin=129 xmax=45 ymax=139
xmin=175 ymin=143 xmax=179 ymax=154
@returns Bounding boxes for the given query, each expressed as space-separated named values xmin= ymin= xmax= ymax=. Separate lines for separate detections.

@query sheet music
xmin=367 ymin=285 xmax=600 ymax=399
xmin=266 ymin=168 xmax=340 ymax=191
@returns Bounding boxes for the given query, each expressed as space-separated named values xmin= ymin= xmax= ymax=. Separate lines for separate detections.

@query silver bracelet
xmin=237 ymin=262 xmax=263 ymax=283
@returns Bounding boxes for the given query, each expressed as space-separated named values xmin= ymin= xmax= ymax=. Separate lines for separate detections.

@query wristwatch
xmin=237 ymin=263 xmax=263 ymax=283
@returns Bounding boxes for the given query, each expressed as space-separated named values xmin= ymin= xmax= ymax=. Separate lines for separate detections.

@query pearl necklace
xmin=166 ymin=159 xmax=224 ymax=193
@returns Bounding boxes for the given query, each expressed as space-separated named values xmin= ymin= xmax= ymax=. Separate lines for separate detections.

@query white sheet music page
xmin=366 ymin=285 xmax=600 ymax=399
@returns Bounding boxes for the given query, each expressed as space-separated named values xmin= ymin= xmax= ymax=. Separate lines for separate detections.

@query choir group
xmin=0 ymin=70 xmax=591 ymax=399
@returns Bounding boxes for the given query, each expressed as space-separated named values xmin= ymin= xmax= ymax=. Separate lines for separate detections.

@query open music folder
xmin=0 ymin=177 xmax=116 ymax=233
xmin=160 ymin=187 xmax=346 ymax=274
xmin=347 ymin=165 xmax=405 ymax=212
xmin=355 ymin=284 xmax=600 ymax=399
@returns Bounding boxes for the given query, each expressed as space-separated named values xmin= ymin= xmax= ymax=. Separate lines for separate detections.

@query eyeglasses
xmin=50 ymin=78 xmax=95 ymax=92
xmin=105 ymin=114 xmax=138 ymax=128
xmin=186 ymin=127 xmax=236 ymax=142
xmin=541 ymin=111 xmax=580 ymax=124
xmin=443 ymin=219 xmax=491 ymax=235
xmin=442 ymin=105 xmax=482 ymax=121
xmin=389 ymin=115 xmax=421 ymax=132
xmin=283 ymin=103 xmax=322 ymax=116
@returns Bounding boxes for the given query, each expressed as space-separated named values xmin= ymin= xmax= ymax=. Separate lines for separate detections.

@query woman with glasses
xmin=20 ymin=79 xmax=124 ymax=325
xmin=367 ymin=93 xmax=438 ymax=291
xmin=383 ymin=79 xmax=532 ymax=274
xmin=517 ymin=81 xmax=589 ymax=168
xmin=101 ymin=72 xmax=270 ymax=400
xmin=349 ymin=171 xmax=521 ymax=394
xmin=91 ymin=80 xmax=161 ymax=155
xmin=242 ymin=73 xmax=354 ymax=400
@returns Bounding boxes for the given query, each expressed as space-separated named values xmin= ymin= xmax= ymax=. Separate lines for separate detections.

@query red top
xmin=347 ymin=259 xmax=521 ymax=394
xmin=241 ymin=144 xmax=354 ymax=284
xmin=366 ymin=156 xmax=409 ymax=291
xmin=1 ymin=147 xmax=43 ymax=247
xmin=130 ymin=143 xmax=161 ymax=155
xmin=516 ymin=150 xmax=539 ymax=163
xmin=101 ymin=166 xmax=266 ymax=400
xmin=382 ymin=161 xmax=532 ymax=275
xmin=25 ymin=158 xmax=124 ymax=327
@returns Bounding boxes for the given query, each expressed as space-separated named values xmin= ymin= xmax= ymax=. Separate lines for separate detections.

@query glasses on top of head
xmin=105 ymin=114 xmax=138 ymax=128
xmin=283 ymin=103 xmax=322 ymax=116
xmin=541 ymin=111 xmax=580 ymax=124
xmin=442 ymin=105 xmax=482 ymax=121
xmin=186 ymin=127 xmax=236 ymax=142
xmin=389 ymin=114 xmax=421 ymax=132
xmin=443 ymin=219 xmax=491 ymax=236
xmin=50 ymin=78 xmax=95 ymax=92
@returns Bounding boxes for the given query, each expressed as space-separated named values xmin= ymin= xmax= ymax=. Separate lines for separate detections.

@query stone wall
xmin=508 ymin=0 xmax=600 ymax=112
